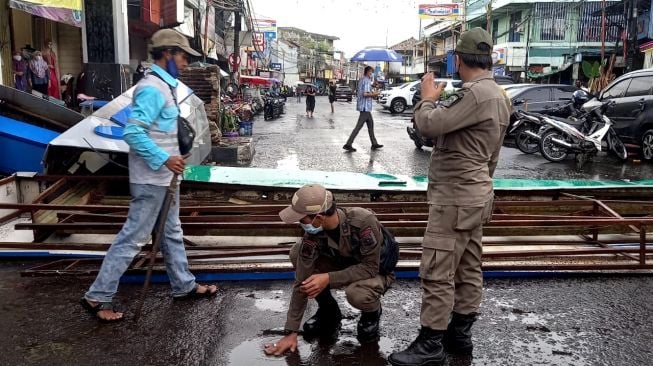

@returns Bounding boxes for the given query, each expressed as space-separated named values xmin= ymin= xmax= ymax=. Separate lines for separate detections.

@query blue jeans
xmin=85 ymin=183 xmax=196 ymax=303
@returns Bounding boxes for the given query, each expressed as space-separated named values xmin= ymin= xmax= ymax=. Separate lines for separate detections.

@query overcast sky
xmin=250 ymin=0 xmax=424 ymax=57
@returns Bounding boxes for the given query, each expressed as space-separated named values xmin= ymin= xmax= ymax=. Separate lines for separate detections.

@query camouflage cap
xmin=455 ymin=27 xmax=493 ymax=55
xmin=279 ymin=184 xmax=334 ymax=223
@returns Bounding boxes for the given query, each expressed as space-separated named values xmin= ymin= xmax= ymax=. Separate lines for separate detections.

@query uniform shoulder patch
xmin=441 ymin=91 xmax=465 ymax=108
xmin=359 ymin=227 xmax=378 ymax=255
xmin=300 ymin=238 xmax=318 ymax=258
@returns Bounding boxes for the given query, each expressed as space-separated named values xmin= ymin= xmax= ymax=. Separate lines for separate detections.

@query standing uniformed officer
xmin=263 ymin=184 xmax=399 ymax=356
xmin=389 ymin=28 xmax=510 ymax=366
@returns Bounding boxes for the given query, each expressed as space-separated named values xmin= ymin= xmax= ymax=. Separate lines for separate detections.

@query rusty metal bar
xmin=638 ymin=224 xmax=645 ymax=264
xmin=0 ymin=199 xmax=601 ymax=213
xmin=30 ymin=178 xmax=68 ymax=204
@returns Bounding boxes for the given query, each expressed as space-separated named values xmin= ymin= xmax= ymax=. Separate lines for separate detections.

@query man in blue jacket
xmin=81 ymin=29 xmax=217 ymax=322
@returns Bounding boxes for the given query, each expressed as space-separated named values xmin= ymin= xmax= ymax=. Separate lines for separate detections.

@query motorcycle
xmin=263 ymin=92 xmax=285 ymax=121
xmin=406 ymin=86 xmax=435 ymax=149
xmin=507 ymin=110 xmax=543 ymax=154
xmin=537 ymin=100 xmax=628 ymax=170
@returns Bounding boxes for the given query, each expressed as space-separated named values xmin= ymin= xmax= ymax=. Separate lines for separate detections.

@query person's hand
xmin=165 ymin=155 xmax=186 ymax=174
xmin=300 ymin=273 xmax=330 ymax=298
xmin=264 ymin=333 xmax=298 ymax=356
xmin=421 ymin=73 xmax=445 ymax=101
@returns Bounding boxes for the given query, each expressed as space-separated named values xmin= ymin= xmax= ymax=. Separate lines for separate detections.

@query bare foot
xmin=195 ymin=284 xmax=218 ymax=295
xmin=85 ymin=299 xmax=124 ymax=321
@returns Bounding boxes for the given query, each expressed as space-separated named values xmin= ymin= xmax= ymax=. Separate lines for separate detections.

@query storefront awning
xmin=9 ymin=0 xmax=83 ymax=28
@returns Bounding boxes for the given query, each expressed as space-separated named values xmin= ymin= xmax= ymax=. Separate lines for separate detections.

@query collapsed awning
xmin=528 ymin=62 xmax=573 ymax=79
xmin=9 ymin=0 xmax=83 ymax=27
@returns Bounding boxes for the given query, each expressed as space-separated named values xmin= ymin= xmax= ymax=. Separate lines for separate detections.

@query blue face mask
xmin=166 ymin=58 xmax=179 ymax=78
xmin=301 ymin=222 xmax=323 ymax=235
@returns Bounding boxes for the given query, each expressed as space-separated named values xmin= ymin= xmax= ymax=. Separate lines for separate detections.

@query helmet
xmin=572 ymin=90 xmax=590 ymax=108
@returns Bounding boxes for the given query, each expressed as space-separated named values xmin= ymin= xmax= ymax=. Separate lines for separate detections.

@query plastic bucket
xmin=239 ymin=121 xmax=253 ymax=136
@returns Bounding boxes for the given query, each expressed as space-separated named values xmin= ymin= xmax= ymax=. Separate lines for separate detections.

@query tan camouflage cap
xmin=279 ymin=184 xmax=334 ymax=223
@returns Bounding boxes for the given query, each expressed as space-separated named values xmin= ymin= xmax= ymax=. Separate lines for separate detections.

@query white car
xmin=378 ymin=79 xmax=462 ymax=114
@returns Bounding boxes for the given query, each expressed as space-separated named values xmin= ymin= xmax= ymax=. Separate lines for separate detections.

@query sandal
xmin=80 ymin=298 xmax=124 ymax=323
xmin=173 ymin=284 xmax=218 ymax=301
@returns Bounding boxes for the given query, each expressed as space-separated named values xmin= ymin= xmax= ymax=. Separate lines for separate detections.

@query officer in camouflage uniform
xmin=389 ymin=28 xmax=511 ymax=366
xmin=264 ymin=184 xmax=399 ymax=356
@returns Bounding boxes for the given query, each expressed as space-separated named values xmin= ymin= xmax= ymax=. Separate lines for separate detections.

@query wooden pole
xmin=601 ymin=0 xmax=606 ymax=63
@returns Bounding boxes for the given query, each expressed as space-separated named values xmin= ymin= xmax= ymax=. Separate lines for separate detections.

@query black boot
xmin=302 ymin=287 xmax=342 ymax=338
xmin=357 ymin=306 xmax=382 ymax=342
xmin=443 ymin=312 xmax=477 ymax=355
xmin=388 ymin=326 xmax=446 ymax=366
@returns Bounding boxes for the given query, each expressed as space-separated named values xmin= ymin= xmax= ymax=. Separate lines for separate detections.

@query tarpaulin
xmin=9 ymin=0 xmax=83 ymax=27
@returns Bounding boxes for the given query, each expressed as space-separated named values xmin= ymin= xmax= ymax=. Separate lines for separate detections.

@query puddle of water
xmin=228 ymin=336 xmax=312 ymax=365
xmin=228 ymin=336 xmax=396 ymax=366
xmin=24 ymin=342 xmax=73 ymax=363
xmin=277 ymin=153 xmax=299 ymax=170
xmin=255 ymin=298 xmax=286 ymax=312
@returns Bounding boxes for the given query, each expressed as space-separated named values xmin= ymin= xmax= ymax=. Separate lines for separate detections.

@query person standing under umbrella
xmin=305 ymin=84 xmax=316 ymax=118
xmin=343 ymin=66 xmax=383 ymax=152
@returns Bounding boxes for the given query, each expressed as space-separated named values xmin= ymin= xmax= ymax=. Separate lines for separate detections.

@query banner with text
xmin=418 ymin=3 xmax=462 ymax=20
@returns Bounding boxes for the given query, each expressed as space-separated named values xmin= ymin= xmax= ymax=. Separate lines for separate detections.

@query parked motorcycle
xmin=537 ymin=100 xmax=628 ymax=170
xmin=263 ymin=92 xmax=285 ymax=121
xmin=509 ymin=90 xmax=592 ymax=154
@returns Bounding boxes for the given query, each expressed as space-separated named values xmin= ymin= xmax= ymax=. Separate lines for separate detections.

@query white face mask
xmin=13 ymin=55 xmax=21 ymax=61
xmin=35 ymin=55 xmax=43 ymax=61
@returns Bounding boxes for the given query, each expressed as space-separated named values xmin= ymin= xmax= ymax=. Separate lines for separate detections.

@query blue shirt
xmin=123 ymin=64 xmax=180 ymax=171
xmin=356 ymin=76 xmax=373 ymax=112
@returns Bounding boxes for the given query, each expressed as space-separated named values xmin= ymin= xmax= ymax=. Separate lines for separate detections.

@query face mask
xmin=301 ymin=222 xmax=323 ymax=235
xmin=166 ymin=58 xmax=179 ymax=78
xmin=300 ymin=192 xmax=329 ymax=235
xmin=35 ymin=55 xmax=43 ymax=61
xmin=13 ymin=55 xmax=21 ymax=61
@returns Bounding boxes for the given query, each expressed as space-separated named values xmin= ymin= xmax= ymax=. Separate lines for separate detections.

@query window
xmin=536 ymin=3 xmax=567 ymax=41
xmin=553 ymin=87 xmax=575 ymax=101
xmin=509 ymin=12 xmax=522 ymax=42
xmin=492 ymin=19 xmax=499 ymax=42
xmin=625 ymin=77 xmax=653 ymax=97
xmin=602 ymin=79 xmax=631 ymax=99
xmin=520 ymin=88 xmax=551 ymax=102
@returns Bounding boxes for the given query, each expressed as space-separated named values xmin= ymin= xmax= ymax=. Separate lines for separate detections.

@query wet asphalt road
xmin=251 ymin=96 xmax=653 ymax=181
xmin=2 ymin=97 xmax=653 ymax=365
xmin=1 ymin=260 xmax=653 ymax=366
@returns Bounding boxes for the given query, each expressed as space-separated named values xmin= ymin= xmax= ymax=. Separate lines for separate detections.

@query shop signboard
xmin=418 ymin=2 xmax=462 ymax=21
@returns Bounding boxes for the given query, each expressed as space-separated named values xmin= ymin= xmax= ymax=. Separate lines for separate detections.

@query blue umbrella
xmin=350 ymin=48 xmax=404 ymax=62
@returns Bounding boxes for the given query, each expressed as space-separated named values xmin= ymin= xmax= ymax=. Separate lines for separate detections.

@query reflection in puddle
xmin=255 ymin=298 xmax=286 ymax=312
xmin=228 ymin=336 xmax=395 ymax=366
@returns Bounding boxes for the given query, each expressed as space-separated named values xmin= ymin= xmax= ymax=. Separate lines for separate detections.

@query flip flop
xmin=173 ymin=284 xmax=218 ymax=301
xmin=80 ymin=298 xmax=124 ymax=323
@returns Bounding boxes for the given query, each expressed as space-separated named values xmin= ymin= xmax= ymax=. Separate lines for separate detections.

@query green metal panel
xmin=183 ymin=165 xmax=653 ymax=192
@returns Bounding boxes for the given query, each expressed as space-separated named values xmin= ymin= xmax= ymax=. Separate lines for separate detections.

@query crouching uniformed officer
xmin=389 ymin=28 xmax=510 ymax=366
xmin=264 ymin=184 xmax=399 ymax=356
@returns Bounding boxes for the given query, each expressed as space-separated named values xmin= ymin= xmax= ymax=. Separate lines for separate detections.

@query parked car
xmin=506 ymin=84 xmax=578 ymax=114
xmin=595 ymin=68 xmax=653 ymax=160
xmin=334 ymin=85 xmax=353 ymax=102
xmin=379 ymin=79 xmax=462 ymax=114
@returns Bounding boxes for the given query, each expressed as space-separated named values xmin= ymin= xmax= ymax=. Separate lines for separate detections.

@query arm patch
xmin=300 ymin=238 xmax=318 ymax=259
xmin=360 ymin=227 xmax=377 ymax=255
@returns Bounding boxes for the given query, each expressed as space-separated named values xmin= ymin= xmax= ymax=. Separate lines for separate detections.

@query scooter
xmin=537 ymin=100 xmax=628 ymax=170
xmin=406 ymin=87 xmax=434 ymax=149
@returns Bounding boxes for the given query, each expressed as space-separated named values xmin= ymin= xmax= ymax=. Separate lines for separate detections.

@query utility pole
xmin=486 ymin=1 xmax=493 ymax=33
xmin=233 ymin=11 xmax=241 ymax=81
xmin=601 ymin=0 xmax=606 ymax=63
xmin=524 ymin=13 xmax=531 ymax=82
